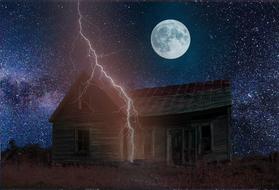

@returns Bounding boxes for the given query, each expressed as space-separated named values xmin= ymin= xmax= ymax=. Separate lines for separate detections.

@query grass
xmin=1 ymin=156 xmax=278 ymax=189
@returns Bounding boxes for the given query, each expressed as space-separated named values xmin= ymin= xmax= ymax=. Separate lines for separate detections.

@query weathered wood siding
xmin=88 ymin=122 xmax=122 ymax=161
xmin=134 ymin=128 xmax=145 ymax=159
xmin=51 ymin=74 xmax=125 ymax=163
xmin=52 ymin=122 xmax=122 ymax=163
xmin=143 ymin=127 xmax=153 ymax=160
xmin=138 ymin=126 xmax=167 ymax=161
xmin=52 ymin=124 xmax=76 ymax=162
xmin=212 ymin=116 xmax=228 ymax=157
xmin=138 ymin=107 xmax=231 ymax=164
xmin=53 ymin=105 xmax=231 ymax=164
xmin=194 ymin=115 xmax=229 ymax=162
xmin=153 ymin=126 xmax=167 ymax=161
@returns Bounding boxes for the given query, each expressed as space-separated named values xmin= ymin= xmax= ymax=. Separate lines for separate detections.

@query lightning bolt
xmin=77 ymin=0 xmax=136 ymax=162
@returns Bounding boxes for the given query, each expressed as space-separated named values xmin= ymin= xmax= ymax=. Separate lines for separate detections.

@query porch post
xmin=166 ymin=129 xmax=171 ymax=165
xmin=182 ymin=129 xmax=185 ymax=165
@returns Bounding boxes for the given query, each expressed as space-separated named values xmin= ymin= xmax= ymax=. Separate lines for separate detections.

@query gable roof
xmin=49 ymin=71 xmax=125 ymax=122
xmin=131 ymin=80 xmax=231 ymax=117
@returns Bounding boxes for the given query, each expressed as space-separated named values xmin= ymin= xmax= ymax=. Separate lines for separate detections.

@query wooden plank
xmin=194 ymin=127 xmax=198 ymax=161
xmin=154 ymin=127 xmax=166 ymax=161
xmin=152 ymin=127 xmax=155 ymax=159
xmin=212 ymin=116 xmax=229 ymax=160
xmin=119 ymin=128 xmax=124 ymax=161
xmin=182 ymin=128 xmax=185 ymax=164
xmin=53 ymin=121 xmax=123 ymax=162
xmin=166 ymin=129 xmax=171 ymax=165
xmin=210 ymin=122 xmax=214 ymax=152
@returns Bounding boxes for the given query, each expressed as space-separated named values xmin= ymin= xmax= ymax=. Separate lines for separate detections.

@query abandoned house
xmin=50 ymin=73 xmax=232 ymax=165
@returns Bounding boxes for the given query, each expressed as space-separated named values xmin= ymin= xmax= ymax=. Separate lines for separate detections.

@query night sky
xmin=0 ymin=1 xmax=278 ymax=156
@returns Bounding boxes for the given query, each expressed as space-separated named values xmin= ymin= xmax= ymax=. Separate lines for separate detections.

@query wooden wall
xmin=53 ymin=106 xmax=231 ymax=164
xmin=136 ymin=107 xmax=231 ymax=164
xmin=194 ymin=115 xmax=229 ymax=162
xmin=211 ymin=115 xmax=229 ymax=160
xmin=154 ymin=127 xmax=167 ymax=161
xmin=52 ymin=122 xmax=123 ymax=164
xmin=52 ymin=125 xmax=76 ymax=162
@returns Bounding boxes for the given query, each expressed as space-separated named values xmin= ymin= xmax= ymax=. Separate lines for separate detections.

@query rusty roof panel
xmin=131 ymin=80 xmax=232 ymax=116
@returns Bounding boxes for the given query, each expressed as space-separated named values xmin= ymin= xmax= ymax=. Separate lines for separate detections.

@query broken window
xmin=76 ymin=129 xmax=90 ymax=155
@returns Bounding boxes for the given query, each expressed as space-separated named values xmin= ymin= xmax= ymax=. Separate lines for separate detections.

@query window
xmin=170 ymin=129 xmax=183 ymax=165
xmin=76 ymin=129 xmax=90 ymax=155
xmin=201 ymin=125 xmax=212 ymax=154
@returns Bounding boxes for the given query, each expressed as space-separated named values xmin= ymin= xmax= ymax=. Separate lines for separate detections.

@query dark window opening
xmin=76 ymin=129 xmax=90 ymax=155
xmin=170 ymin=129 xmax=183 ymax=165
xmin=201 ymin=125 xmax=211 ymax=154
xmin=183 ymin=129 xmax=196 ymax=163
xmin=169 ymin=128 xmax=197 ymax=165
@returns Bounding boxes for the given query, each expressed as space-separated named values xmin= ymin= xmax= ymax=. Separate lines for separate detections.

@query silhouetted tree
xmin=6 ymin=139 xmax=21 ymax=169
xmin=7 ymin=139 xmax=17 ymax=152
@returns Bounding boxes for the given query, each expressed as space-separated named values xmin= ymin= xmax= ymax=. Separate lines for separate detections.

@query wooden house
xmin=50 ymin=73 xmax=232 ymax=165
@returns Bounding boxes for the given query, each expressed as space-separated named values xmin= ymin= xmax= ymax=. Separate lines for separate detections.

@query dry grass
xmin=1 ymin=158 xmax=279 ymax=189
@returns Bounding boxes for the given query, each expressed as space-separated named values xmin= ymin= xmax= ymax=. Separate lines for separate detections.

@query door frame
xmin=166 ymin=127 xmax=197 ymax=165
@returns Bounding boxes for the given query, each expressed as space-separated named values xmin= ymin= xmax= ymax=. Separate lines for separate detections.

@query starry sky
xmin=0 ymin=1 xmax=278 ymax=155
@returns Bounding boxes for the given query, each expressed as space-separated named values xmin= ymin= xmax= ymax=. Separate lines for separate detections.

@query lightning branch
xmin=77 ymin=0 xmax=137 ymax=162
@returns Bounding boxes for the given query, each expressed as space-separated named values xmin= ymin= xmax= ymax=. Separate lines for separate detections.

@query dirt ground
xmin=1 ymin=157 xmax=279 ymax=189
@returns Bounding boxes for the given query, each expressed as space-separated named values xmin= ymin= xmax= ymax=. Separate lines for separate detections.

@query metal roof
xmin=131 ymin=80 xmax=231 ymax=117
xmin=50 ymin=73 xmax=232 ymax=122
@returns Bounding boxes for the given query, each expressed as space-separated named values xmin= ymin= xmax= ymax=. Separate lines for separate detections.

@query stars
xmin=57 ymin=3 xmax=64 ymax=9
xmin=0 ymin=1 xmax=278 ymax=155
xmin=0 ymin=1 xmax=73 ymax=149
xmin=247 ymin=93 xmax=252 ymax=98
xmin=123 ymin=3 xmax=131 ymax=9
xmin=251 ymin=27 xmax=259 ymax=32
xmin=1 ymin=4 xmax=8 ymax=9
xmin=209 ymin=34 xmax=214 ymax=39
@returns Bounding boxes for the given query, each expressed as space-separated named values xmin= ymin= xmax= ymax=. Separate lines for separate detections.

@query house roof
xmin=130 ymin=80 xmax=232 ymax=117
xmin=49 ymin=71 xmax=125 ymax=122
xmin=50 ymin=70 xmax=232 ymax=121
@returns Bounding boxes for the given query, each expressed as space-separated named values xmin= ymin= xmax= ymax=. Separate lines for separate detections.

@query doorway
xmin=168 ymin=128 xmax=196 ymax=165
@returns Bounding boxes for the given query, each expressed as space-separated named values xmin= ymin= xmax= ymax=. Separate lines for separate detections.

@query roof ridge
xmin=131 ymin=80 xmax=231 ymax=97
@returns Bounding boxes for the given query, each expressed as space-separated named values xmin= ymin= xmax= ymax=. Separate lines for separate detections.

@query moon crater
xmin=151 ymin=19 xmax=191 ymax=59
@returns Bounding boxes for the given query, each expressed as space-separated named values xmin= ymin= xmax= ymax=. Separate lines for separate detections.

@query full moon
xmin=151 ymin=19 xmax=191 ymax=59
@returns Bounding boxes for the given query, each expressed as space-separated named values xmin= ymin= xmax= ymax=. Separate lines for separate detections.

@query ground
xmin=1 ymin=155 xmax=279 ymax=189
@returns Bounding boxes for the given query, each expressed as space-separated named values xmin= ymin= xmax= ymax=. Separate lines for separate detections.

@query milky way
xmin=0 ymin=1 xmax=278 ymax=156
